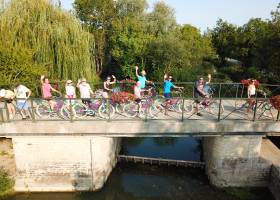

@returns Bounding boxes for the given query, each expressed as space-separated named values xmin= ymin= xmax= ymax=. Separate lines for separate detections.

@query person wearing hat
xmin=0 ymin=89 xmax=16 ymax=119
xmin=65 ymin=80 xmax=76 ymax=106
xmin=77 ymin=78 xmax=94 ymax=105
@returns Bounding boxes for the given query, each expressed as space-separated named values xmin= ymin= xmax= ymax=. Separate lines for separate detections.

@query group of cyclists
xmin=0 ymin=64 xmax=257 ymax=120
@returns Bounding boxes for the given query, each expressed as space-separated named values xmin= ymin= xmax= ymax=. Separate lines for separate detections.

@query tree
xmin=210 ymin=19 xmax=239 ymax=66
xmin=0 ymin=46 xmax=46 ymax=94
xmin=0 ymin=0 xmax=97 ymax=83
xmin=74 ymin=0 xmax=115 ymax=75
xmin=146 ymin=1 xmax=176 ymax=36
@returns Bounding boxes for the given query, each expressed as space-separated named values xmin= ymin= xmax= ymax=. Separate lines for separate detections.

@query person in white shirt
xmin=14 ymin=84 xmax=32 ymax=120
xmin=0 ymin=89 xmax=16 ymax=119
xmin=247 ymin=79 xmax=257 ymax=113
xmin=65 ymin=80 xmax=76 ymax=106
xmin=77 ymin=78 xmax=94 ymax=105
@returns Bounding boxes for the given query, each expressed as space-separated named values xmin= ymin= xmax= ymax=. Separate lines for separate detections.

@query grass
xmin=0 ymin=168 xmax=14 ymax=198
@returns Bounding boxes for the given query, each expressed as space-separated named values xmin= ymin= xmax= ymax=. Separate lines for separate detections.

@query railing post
xmin=241 ymin=84 xmax=245 ymax=98
xmin=253 ymin=98 xmax=258 ymax=122
xmin=235 ymin=84 xmax=239 ymax=99
xmin=145 ymin=98 xmax=148 ymax=122
xmin=70 ymin=99 xmax=73 ymax=122
xmin=0 ymin=109 xmax=4 ymax=123
xmin=181 ymin=98 xmax=184 ymax=122
xmin=107 ymin=98 xmax=110 ymax=122
xmin=218 ymin=83 xmax=222 ymax=121
xmin=30 ymin=98 xmax=35 ymax=122
xmin=4 ymin=101 xmax=10 ymax=122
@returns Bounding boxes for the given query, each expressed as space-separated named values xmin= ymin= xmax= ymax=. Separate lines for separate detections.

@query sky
xmin=60 ymin=0 xmax=279 ymax=31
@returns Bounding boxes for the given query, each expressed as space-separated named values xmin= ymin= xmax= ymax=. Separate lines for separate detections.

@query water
xmin=6 ymin=137 xmax=274 ymax=200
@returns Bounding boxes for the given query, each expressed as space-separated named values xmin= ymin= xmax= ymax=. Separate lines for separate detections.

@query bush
xmin=0 ymin=168 xmax=14 ymax=198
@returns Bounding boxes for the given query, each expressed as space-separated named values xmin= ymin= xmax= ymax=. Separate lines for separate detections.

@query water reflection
xmin=8 ymin=164 xmax=274 ymax=200
xmin=121 ymin=137 xmax=201 ymax=161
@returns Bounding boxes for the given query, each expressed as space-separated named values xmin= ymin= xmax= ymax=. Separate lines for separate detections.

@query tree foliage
xmin=0 ymin=0 xmax=98 ymax=86
xmin=75 ymin=0 xmax=215 ymax=82
xmin=210 ymin=3 xmax=280 ymax=83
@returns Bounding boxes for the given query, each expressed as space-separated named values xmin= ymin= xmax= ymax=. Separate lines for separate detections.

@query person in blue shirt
xmin=135 ymin=65 xmax=153 ymax=90
xmin=163 ymin=74 xmax=183 ymax=98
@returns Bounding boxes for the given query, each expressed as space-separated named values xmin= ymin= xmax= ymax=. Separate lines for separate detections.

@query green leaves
xmin=0 ymin=0 xmax=98 ymax=87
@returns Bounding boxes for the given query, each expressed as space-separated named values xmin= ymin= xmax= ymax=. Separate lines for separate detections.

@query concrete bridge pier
xmin=203 ymin=136 xmax=270 ymax=187
xmin=12 ymin=136 xmax=121 ymax=192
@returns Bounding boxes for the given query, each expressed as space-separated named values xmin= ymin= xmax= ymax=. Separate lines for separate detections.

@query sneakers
xmin=196 ymin=113 xmax=203 ymax=117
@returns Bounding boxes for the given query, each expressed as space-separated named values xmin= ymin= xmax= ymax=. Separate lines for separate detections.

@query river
xmin=6 ymin=137 xmax=275 ymax=200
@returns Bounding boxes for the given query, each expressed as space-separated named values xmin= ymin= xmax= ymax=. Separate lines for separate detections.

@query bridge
xmin=0 ymin=83 xmax=280 ymax=197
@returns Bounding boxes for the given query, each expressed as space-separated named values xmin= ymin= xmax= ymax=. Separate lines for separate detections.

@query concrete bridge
xmin=0 ymin=95 xmax=279 ymax=198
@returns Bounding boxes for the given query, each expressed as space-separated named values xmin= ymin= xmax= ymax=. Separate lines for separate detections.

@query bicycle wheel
xmin=123 ymin=102 xmax=138 ymax=118
xmin=208 ymin=101 xmax=224 ymax=115
xmin=98 ymin=103 xmax=115 ymax=119
xmin=73 ymin=103 xmax=88 ymax=119
xmin=36 ymin=103 xmax=51 ymax=118
xmin=115 ymin=103 xmax=125 ymax=114
xmin=149 ymin=103 xmax=162 ymax=118
xmin=59 ymin=105 xmax=72 ymax=120
xmin=179 ymin=99 xmax=194 ymax=114
xmin=235 ymin=99 xmax=248 ymax=110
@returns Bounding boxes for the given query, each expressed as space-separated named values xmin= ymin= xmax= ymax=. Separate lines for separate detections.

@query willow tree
xmin=0 ymin=0 xmax=98 ymax=82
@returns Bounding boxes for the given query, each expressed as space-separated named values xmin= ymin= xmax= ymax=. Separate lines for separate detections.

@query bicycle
xmin=123 ymin=87 xmax=157 ymax=119
xmin=234 ymin=90 xmax=274 ymax=120
xmin=35 ymin=96 xmax=71 ymax=120
xmin=150 ymin=89 xmax=188 ymax=118
xmin=184 ymin=87 xmax=224 ymax=116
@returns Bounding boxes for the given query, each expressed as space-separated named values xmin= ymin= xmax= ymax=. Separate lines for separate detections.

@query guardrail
xmin=0 ymin=97 xmax=279 ymax=123
xmin=0 ymin=83 xmax=279 ymax=123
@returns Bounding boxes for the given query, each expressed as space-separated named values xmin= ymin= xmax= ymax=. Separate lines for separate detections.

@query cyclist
xmin=102 ymin=75 xmax=116 ymax=99
xmin=162 ymin=74 xmax=184 ymax=115
xmin=163 ymin=74 xmax=184 ymax=99
xmin=14 ymin=84 xmax=32 ymax=120
xmin=135 ymin=65 xmax=153 ymax=92
xmin=194 ymin=74 xmax=212 ymax=116
xmin=0 ymin=89 xmax=16 ymax=119
xmin=77 ymin=78 xmax=94 ymax=105
xmin=40 ymin=75 xmax=61 ymax=110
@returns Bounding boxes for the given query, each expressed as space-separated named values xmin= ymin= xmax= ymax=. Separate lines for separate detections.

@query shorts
xmin=135 ymin=98 xmax=141 ymax=103
xmin=44 ymin=97 xmax=52 ymax=101
xmin=82 ymin=99 xmax=91 ymax=105
xmin=194 ymin=93 xmax=204 ymax=103
xmin=164 ymin=93 xmax=172 ymax=99
xmin=4 ymin=99 xmax=13 ymax=104
xmin=17 ymin=102 xmax=29 ymax=110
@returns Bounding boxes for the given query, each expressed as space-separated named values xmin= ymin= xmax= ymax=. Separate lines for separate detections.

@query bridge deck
xmin=0 ymin=99 xmax=279 ymax=137
xmin=0 ymin=120 xmax=279 ymax=137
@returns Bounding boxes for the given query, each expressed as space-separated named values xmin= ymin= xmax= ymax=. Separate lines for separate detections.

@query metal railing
xmin=0 ymin=83 xmax=279 ymax=123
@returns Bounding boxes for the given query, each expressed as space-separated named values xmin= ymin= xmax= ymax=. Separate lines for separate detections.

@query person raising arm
xmin=135 ymin=65 xmax=153 ymax=90
xmin=102 ymin=75 xmax=116 ymax=99
xmin=40 ymin=75 xmax=61 ymax=110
